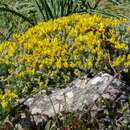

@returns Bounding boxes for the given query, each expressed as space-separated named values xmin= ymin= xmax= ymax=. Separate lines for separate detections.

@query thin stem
xmin=107 ymin=52 xmax=117 ymax=75
xmin=47 ymin=94 xmax=60 ymax=127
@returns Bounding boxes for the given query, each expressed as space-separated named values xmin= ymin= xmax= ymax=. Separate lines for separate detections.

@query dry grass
xmin=99 ymin=0 xmax=130 ymax=18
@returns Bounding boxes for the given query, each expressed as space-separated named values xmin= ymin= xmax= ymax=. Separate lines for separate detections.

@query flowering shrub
xmin=0 ymin=88 xmax=17 ymax=110
xmin=0 ymin=13 xmax=130 ymax=102
xmin=0 ymin=88 xmax=17 ymax=127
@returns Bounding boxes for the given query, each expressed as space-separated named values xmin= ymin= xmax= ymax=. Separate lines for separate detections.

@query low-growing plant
xmin=0 ymin=13 xmax=130 ymax=127
xmin=0 ymin=13 xmax=130 ymax=95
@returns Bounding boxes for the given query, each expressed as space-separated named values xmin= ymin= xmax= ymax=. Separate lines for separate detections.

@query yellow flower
xmin=128 ymin=25 xmax=130 ymax=31
xmin=86 ymin=59 xmax=93 ymax=68
xmin=70 ymin=63 xmax=76 ymax=68
xmin=124 ymin=61 xmax=130 ymax=68
xmin=56 ymin=59 xmax=62 ymax=68
xmin=26 ymin=66 xmax=33 ymax=74
xmin=127 ymin=54 xmax=130 ymax=60
xmin=112 ymin=55 xmax=126 ymax=67
xmin=1 ymin=100 xmax=9 ymax=110
xmin=69 ymin=28 xmax=78 ymax=38
xmin=50 ymin=71 xmax=56 ymax=77
xmin=114 ymin=42 xmax=128 ymax=50
xmin=0 ymin=88 xmax=18 ymax=110
xmin=63 ymin=61 xmax=69 ymax=68
xmin=99 ymin=23 xmax=105 ymax=32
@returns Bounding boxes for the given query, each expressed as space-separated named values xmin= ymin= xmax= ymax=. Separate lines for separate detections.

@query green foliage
xmin=0 ymin=0 xmax=100 ymax=43
xmin=43 ymin=95 xmax=130 ymax=130
xmin=1 ymin=0 xmax=130 ymax=43
xmin=1 ymin=13 xmax=130 ymax=97
xmin=0 ymin=13 xmax=130 ymax=127
xmin=0 ymin=0 xmax=130 ymax=129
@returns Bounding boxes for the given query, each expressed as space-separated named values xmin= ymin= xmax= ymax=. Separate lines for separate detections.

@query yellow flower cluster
xmin=0 ymin=41 xmax=17 ymax=64
xmin=0 ymin=88 xmax=17 ymax=110
xmin=0 ymin=13 xmax=130 ymax=95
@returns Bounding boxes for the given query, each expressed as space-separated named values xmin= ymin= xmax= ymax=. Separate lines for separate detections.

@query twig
xmin=107 ymin=51 xmax=118 ymax=75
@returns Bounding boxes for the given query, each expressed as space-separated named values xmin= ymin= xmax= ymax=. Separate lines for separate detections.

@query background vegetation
xmin=1 ymin=0 xmax=130 ymax=43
